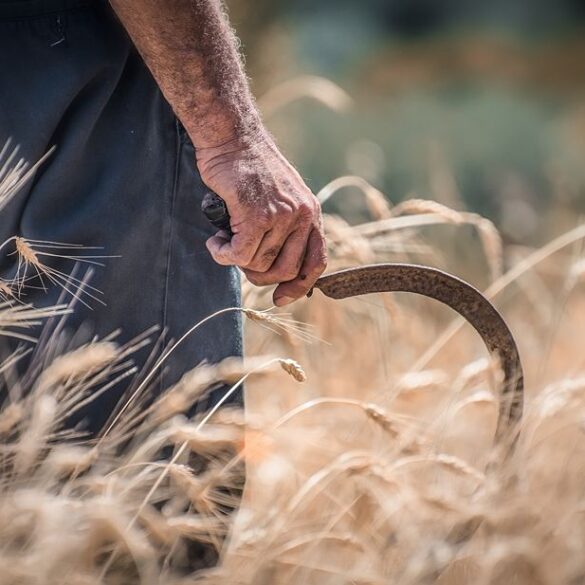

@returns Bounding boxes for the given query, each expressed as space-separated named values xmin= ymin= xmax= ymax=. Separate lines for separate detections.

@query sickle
xmin=202 ymin=193 xmax=524 ymax=447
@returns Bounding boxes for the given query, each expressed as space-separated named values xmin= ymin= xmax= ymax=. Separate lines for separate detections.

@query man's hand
xmin=197 ymin=134 xmax=327 ymax=306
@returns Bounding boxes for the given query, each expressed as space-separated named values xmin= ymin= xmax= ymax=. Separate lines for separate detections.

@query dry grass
xmin=2 ymin=127 xmax=585 ymax=585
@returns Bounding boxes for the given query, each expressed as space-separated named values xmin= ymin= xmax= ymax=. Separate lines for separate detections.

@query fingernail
xmin=274 ymin=296 xmax=295 ymax=307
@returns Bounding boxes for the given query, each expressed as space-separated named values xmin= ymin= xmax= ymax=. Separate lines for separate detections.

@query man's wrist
xmin=181 ymin=98 xmax=266 ymax=149
xmin=191 ymin=114 xmax=273 ymax=162
xmin=193 ymin=124 xmax=267 ymax=152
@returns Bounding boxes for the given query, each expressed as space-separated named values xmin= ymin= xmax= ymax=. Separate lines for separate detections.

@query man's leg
xmin=0 ymin=0 xmax=243 ymax=433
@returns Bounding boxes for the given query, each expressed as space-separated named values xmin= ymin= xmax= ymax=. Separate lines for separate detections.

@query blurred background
xmin=228 ymin=0 xmax=585 ymax=245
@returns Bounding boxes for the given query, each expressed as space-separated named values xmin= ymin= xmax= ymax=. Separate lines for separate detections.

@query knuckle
xmin=298 ymin=201 xmax=314 ymax=219
xmin=277 ymin=201 xmax=295 ymax=218
xmin=262 ymin=245 xmax=280 ymax=264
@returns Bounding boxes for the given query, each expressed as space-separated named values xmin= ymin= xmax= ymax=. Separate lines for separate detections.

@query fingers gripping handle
xmin=201 ymin=191 xmax=233 ymax=237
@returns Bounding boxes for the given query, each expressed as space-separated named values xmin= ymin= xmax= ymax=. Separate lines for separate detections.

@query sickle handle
xmin=201 ymin=191 xmax=233 ymax=235
xmin=315 ymin=264 xmax=523 ymax=447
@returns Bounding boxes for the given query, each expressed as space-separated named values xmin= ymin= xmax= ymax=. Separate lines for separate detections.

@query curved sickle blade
xmin=313 ymin=264 xmax=523 ymax=445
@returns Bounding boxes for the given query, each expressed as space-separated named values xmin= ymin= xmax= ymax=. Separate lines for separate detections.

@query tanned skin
xmin=109 ymin=0 xmax=328 ymax=306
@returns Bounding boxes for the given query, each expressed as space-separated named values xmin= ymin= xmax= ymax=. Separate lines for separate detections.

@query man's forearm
xmin=109 ymin=0 xmax=263 ymax=148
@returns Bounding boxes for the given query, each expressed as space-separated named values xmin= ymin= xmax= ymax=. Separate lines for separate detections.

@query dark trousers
xmin=0 ymin=0 xmax=243 ymax=432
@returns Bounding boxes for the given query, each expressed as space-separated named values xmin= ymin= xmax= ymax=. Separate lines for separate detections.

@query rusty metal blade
xmin=314 ymin=263 xmax=523 ymax=444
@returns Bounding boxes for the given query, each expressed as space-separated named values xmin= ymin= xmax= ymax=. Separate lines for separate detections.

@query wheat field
xmin=1 ymin=110 xmax=585 ymax=585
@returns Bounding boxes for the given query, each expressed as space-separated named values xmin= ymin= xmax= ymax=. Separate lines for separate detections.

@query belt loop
xmin=50 ymin=13 xmax=68 ymax=47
